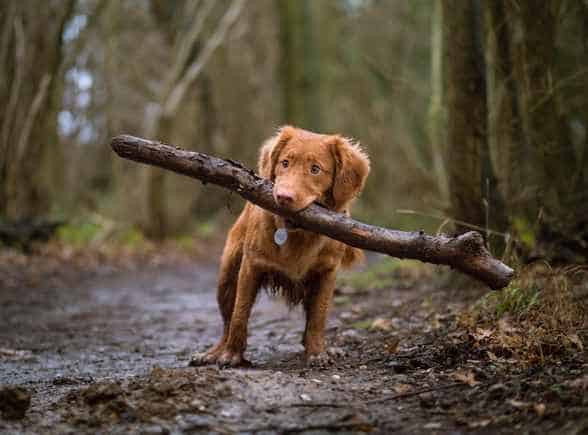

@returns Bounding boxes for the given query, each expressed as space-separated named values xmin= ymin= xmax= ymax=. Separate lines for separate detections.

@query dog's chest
xmin=271 ymin=233 xmax=326 ymax=280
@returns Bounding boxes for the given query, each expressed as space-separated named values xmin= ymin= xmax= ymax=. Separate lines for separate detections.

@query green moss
xmin=512 ymin=217 xmax=536 ymax=250
xmin=118 ymin=227 xmax=146 ymax=247
xmin=57 ymin=222 xmax=102 ymax=246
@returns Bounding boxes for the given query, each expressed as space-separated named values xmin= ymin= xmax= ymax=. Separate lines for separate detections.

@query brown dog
xmin=191 ymin=126 xmax=370 ymax=367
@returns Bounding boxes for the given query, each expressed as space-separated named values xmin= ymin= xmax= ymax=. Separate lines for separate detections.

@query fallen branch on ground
xmin=110 ymin=135 xmax=514 ymax=289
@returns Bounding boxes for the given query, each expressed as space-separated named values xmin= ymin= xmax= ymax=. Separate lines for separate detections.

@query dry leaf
xmin=451 ymin=369 xmax=480 ymax=387
xmin=486 ymin=351 xmax=498 ymax=361
xmin=468 ymin=419 xmax=492 ymax=428
xmin=507 ymin=399 xmax=530 ymax=409
xmin=472 ymin=328 xmax=493 ymax=341
xmin=534 ymin=403 xmax=546 ymax=417
xmin=371 ymin=318 xmax=393 ymax=332
xmin=498 ymin=318 xmax=517 ymax=333
xmin=0 ymin=348 xmax=34 ymax=360
xmin=383 ymin=337 xmax=400 ymax=353
xmin=392 ymin=383 xmax=412 ymax=394
xmin=567 ymin=333 xmax=583 ymax=350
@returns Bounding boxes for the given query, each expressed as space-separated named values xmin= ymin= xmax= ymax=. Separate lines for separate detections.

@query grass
xmin=57 ymin=222 xmax=103 ymax=246
xmin=460 ymin=263 xmax=587 ymax=364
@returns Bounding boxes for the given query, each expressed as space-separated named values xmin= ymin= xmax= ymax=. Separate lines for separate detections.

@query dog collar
xmin=274 ymin=228 xmax=288 ymax=246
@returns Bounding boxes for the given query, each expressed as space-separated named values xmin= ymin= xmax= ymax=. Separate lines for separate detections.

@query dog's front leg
xmin=303 ymin=268 xmax=337 ymax=367
xmin=217 ymin=259 xmax=259 ymax=368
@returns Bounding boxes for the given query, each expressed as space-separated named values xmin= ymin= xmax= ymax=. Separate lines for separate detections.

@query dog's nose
xmin=275 ymin=191 xmax=295 ymax=206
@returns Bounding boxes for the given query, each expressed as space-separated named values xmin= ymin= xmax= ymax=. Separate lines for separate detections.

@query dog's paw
xmin=188 ymin=351 xmax=219 ymax=367
xmin=217 ymin=350 xmax=251 ymax=369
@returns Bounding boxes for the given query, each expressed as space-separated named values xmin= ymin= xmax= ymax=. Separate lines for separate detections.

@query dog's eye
xmin=310 ymin=164 xmax=321 ymax=175
xmin=281 ymin=160 xmax=289 ymax=168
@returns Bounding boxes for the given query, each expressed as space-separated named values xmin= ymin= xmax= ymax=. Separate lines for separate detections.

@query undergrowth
xmin=459 ymin=263 xmax=587 ymax=365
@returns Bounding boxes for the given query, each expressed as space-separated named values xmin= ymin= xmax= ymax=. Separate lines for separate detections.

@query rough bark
xmin=277 ymin=0 xmax=321 ymax=130
xmin=110 ymin=134 xmax=515 ymax=290
xmin=442 ymin=0 xmax=486 ymax=234
xmin=483 ymin=0 xmax=523 ymax=212
xmin=504 ymin=0 xmax=572 ymax=215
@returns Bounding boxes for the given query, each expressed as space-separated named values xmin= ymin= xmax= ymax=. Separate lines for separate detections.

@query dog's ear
xmin=258 ymin=126 xmax=295 ymax=180
xmin=329 ymin=136 xmax=370 ymax=211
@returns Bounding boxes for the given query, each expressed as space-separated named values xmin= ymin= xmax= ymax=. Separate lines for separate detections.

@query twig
xmin=163 ymin=0 xmax=246 ymax=116
xmin=110 ymin=135 xmax=515 ymax=289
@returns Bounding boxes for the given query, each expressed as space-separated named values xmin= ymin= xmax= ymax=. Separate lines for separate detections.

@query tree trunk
xmin=442 ymin=0 xmax=486 ymax=234
xmin=141 ymin=0 xmax=245 ymax=238
xmin=0 ymin=0 xmax=74 ymax=220
xmin=277 ymin=0 xmax=321 ymax=130
xmin=427 ymin=0 xmax=449 ymax=202
xmin=483 ymin=0 xmax=524 ymax=215
xmin=111 ymin=134 xmax=515 ymax=289
xmin=504 ymin=0 xmax=572 ymax=217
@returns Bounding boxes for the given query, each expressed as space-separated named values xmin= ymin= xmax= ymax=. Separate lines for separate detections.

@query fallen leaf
xmin=498 ymin=318 xmax=517 ymax=333
xmin=472 ymin=328 xmax=493 ymax=341
xmin=371 ymin=318 xmax=393 ymax=332
xmin=391 ymin=383 xmax=412 ymax=394
xmin=486 ymin=351 xmax=498 ymax=361
xmin=468 ymin=419 xmax=492 ymax=428
xmin=383 ymin=337 xmax=400 ymax=353
xmin=507 ymin=399 xmax=530 ymax=409
xmin=534 ymin=403 xmax=546 ymax=417
xmin=0 ymin=348 xmax=34 ymax=360
xmin=451 ymin=369 xmax=480 ymax=387
xmin=567 ymin=334 xmax=583 ymax=350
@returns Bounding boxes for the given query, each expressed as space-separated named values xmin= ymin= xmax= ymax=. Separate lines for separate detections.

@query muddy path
xmin=1 ymin=251 xmax=587 ymax=434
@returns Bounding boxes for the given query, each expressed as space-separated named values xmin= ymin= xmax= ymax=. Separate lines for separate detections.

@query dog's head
xmin=258 ymin=126 xmax=370 ymax=214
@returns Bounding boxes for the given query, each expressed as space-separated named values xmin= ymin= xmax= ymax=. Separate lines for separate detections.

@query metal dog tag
xmin=274 ymin=228 xmax=288 ymax=246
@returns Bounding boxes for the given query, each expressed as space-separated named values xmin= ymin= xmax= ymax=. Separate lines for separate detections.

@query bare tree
xmin=0 ymin=0 xmax=75 ymax=220
xmin=142 ymin=0 xmax=246 ymax=238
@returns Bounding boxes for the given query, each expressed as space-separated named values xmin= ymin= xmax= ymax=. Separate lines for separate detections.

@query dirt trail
xmin=0 ymin=255 xmax=586 ymax=434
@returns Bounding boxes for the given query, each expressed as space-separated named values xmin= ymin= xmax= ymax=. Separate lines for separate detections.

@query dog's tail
xmin=341 ymin=245 xmax=365 ymax=269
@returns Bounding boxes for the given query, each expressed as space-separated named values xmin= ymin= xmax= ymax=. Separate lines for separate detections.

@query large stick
xmin=111 ymin=135 xmax=514 ymax=289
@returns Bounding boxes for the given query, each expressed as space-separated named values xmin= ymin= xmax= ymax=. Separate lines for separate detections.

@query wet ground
xmin=0 ymin=248 xmax=587 ymax=434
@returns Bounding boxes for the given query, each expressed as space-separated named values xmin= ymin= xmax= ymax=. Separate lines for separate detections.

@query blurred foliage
xmin=0 ymin=0 xmax=586 ymax=264
xmin=339 ymin=257 xmax=401 ymax=291
xmin=338 ymin=257 xmax=433 ymax=291
xmin=57 ymin=222 xmax=102 ymax=246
